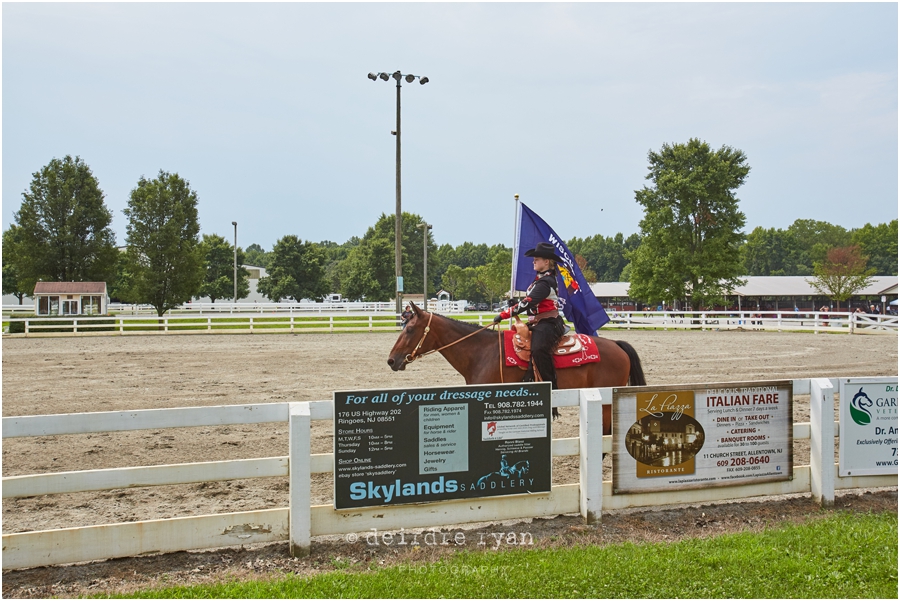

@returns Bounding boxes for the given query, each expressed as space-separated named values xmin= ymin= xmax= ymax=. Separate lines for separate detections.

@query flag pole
xmin=510 ymin=193 xmax=521 ymax=301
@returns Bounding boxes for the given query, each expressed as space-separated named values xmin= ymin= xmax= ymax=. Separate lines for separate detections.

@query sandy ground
xmin=1 ymin=328 xmax=897 ymax=596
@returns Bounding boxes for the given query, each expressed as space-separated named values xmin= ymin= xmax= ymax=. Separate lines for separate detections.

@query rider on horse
xmin=493 ymin=242 xmax=567 ymax=390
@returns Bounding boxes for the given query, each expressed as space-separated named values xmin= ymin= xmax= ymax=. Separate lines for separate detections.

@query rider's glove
xmin=492 ymin=314 xmax=504 ymax=324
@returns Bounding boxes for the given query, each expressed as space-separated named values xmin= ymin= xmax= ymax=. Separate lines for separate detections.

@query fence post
xmin=24 ymin=319 xmax=29 ymax=336
xmin=73 ymin=319 xmax=77 ymax=334
xmin=777 ymin=312 xmax=782 ymax=332
xmin=809 ymin=378 xmax=835 ymax=507
xmin=289 ymin=402 xmax=312 ymax=557
xmin=329 ymin=316 xmax=334 ymax=334
xmin=249 ymin=317 xmax=254 ymax=333
xmin=849 ymin=313 xmax=855 ymax=334
xmin=579 ymin=388 xmax=604 ymax=524
xmin=369 ymin=315 xmax=373 ymax=332
xmin=290 ymin=315 xmax=295 ymax=334
xmin=119 ymin=317 xmax=124 ymax=335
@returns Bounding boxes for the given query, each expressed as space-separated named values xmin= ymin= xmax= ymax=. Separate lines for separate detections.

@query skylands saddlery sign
xmin=333 ymin=383 xmax=552 ymax=510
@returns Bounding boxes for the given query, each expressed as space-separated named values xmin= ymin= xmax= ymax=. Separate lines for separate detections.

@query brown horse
xmin=387 ymin=303 xmax=646 ymax=433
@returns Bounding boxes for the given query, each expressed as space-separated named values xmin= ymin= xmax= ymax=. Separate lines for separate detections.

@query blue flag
xmin=513 ymin=202 xmax=609 ymax=334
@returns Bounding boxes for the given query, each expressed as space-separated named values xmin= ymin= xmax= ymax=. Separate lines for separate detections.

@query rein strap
xmin=404 ymin=312 xmax=499 ymax=365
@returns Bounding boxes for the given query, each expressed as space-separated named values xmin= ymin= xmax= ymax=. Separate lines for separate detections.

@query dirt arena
xmin=2 ymin=328 xmax=897 ymax=596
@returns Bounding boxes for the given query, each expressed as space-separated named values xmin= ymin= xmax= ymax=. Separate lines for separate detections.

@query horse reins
xmin=403 ymin=311 xmax=503 ymax=369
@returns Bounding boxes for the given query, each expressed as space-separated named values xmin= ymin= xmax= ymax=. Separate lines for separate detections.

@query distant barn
xmin=33 ymin=282 xmax=108 ymax=316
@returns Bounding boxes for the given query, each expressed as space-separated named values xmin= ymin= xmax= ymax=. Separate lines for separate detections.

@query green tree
xmin=338 ymin=237 xmax=395 ymax=301
xmin=569 ymin=233 xmax=639 ymax=282
xmin=108 ymin=251 xmax=135 ymax=303
xmin=122 ymin=171 xmax=203 ymax=316
xmin=474 ymin=248 xmax=512 ymax=306
xmin=2 ymin=226 xmax=29 ymax=304
xmin=338 ymin=238 xmax=395 ymax=302
xmin=741 ymin=226 xmax=799 ymax=276
xmin=628 ymin=139 xmax=749 ymax=309
xmin=786 ymin=219 xmax=851 ymax=275
xmin=440 ymin=264 xmax=473 ymax=300
xmin=575 ymin=255 xmax=598 ymax=282
xmin=257 ymin=235 xmax=329 ymax=301
xmin=244 ymin=243 xmax=271 ymax=268
xmin=198 ymin=234 xmax=250 ymax=303
xmin=808 ymin=246 xmax=876 ymax=310
xmin=851 ymin=220 xmax=898 ymax=275
xmin=335 ymin=212 xmax=434 ymax=302
xmin=9 ymin=155 xmax=118 ymax=293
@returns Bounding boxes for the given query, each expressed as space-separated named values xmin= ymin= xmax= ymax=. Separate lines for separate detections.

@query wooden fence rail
xmin=2 ymin=379 xmax=896 ymax=569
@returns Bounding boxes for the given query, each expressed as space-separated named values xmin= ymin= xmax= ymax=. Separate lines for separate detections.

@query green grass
xmin=107 ymin=511 xmax=896 ymax=599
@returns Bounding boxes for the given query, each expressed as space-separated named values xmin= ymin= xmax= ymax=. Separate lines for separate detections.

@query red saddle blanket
xmin=503 ymin=330 xmax=601 ymax=369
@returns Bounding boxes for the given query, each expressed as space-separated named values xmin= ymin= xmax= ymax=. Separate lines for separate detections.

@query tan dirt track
xmin=1 ymin=328 xmax=897 ymax=597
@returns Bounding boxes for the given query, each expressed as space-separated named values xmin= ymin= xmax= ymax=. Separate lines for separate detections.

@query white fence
xmin=4 ymin=300 xmax=468 ymax=316
xmin=2 ymin=378 xmax=896 ymax=570
xmin=605 ymin=309 xmax=898 ymax=333
xmin=3 ymin=309 xmax=897 ymax=337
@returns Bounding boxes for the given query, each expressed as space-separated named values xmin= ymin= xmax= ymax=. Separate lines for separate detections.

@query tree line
xmin=3 ymin=148 xmax=897 ymax=315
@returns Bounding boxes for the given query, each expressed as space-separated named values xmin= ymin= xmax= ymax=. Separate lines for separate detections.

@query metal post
xmin=368 ymin=71 xmax=429 ymax=315
xmin=232 ymin=221 xmax=238 ymax=304
xmin=510 ymin=194 xmax=520 ymax=302
xmin=422 ymin=225 xmax=427 ymax=306
xmin=418 ymin=222 xmax=431 ymax=309
xmin=395 ymin=78 xmax=403 ymax=315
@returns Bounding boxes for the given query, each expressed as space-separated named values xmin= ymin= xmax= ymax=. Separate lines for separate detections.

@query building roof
xmin=590 ymin=276 xmax=898 ymax=298
xmin=33 ymin=282 xmax=107 ymax=294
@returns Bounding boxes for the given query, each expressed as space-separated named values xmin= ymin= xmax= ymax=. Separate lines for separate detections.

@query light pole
xmin=232 ymin=221 xmax=238 ymax=304
xmin=368 ymin=70 xmax=429 ymax=315
xmin=417 ymin=222 xmax=432 ymax=309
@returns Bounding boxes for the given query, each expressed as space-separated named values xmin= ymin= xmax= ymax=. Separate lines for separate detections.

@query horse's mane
xmin=438 ymin=315 xmax=485 ymax=334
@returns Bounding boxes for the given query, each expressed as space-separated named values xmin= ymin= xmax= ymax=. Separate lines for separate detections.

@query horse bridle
xmin=403 ymin=310 xmax=500 ymax=366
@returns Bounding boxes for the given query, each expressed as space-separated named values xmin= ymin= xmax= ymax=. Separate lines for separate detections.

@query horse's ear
xmin=410 ymin=301 xmax=421 ymax=315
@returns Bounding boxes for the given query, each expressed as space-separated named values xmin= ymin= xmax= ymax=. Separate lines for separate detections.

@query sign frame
xmin=613 ymin=380 xmax=793 ymax=494
xmin=333 ymin=382 xmax=552 ymax=510
xmin=838 ymin=377 xmax=898 ymax=477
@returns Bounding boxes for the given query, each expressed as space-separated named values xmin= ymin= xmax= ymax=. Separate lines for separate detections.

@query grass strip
xmin=110 ymin=511 xmax=896 ymax=599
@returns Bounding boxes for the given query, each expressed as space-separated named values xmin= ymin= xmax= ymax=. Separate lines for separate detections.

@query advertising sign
xmin=613 ymin=381 xmax=792 ymax=494
xmin=334 ymin=382 xmax=551 ymax=510
xmin=839 ymin=378 xmax=898 ymax=477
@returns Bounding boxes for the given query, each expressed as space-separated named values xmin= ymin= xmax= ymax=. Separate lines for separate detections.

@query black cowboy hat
xmin=524 ymin=242 xmax=563 ymax=262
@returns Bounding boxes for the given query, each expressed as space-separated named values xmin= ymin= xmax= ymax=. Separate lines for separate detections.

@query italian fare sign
xmin=613 ymin=381 xmax=793 ymax=494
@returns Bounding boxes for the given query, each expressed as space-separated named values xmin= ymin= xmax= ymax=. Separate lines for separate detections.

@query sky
xmin=2 ymin=2 xmax=897 ymax=252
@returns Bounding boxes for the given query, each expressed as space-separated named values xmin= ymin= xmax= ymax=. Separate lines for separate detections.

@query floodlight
xmin=405 ymin=74 xmax=416 ymax=83
xmin=368 ymin=73 xmax=378 ymax=81
xmin=419 ymin=76 xmax=429 ymax=85
xmin=379 ymin=72 xmax=390 ymax=81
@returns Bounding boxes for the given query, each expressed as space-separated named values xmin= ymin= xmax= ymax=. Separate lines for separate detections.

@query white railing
xmin=2 ymin=378 xmax=896 ymax=570
xmin=5 ymin=310 xmax=896 ymax=337
xmin=604 ymin=310 xmax=898 ymax=334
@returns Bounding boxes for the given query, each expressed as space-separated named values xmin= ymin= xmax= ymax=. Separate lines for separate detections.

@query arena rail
xmin=3 ymin=310 xmax=897 ymax=337
xmin=2 ymin=378 xmax=896 ymax=570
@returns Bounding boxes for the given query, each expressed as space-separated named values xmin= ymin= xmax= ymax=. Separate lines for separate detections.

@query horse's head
xmin=387 ymin=302 xmax=428 ymax=371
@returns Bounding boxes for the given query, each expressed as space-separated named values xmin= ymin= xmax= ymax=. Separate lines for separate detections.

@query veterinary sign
xmin=334 ymin=382 xmax=551 ymax=510
xmin=839 ymin=378 xmax=898 ymax=477
xmin=613 ymin=381 xmax=792 ymax=494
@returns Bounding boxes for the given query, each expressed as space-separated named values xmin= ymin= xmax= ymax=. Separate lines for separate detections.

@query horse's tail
xmin=615 ymin=340 xmax=647 ymax=386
